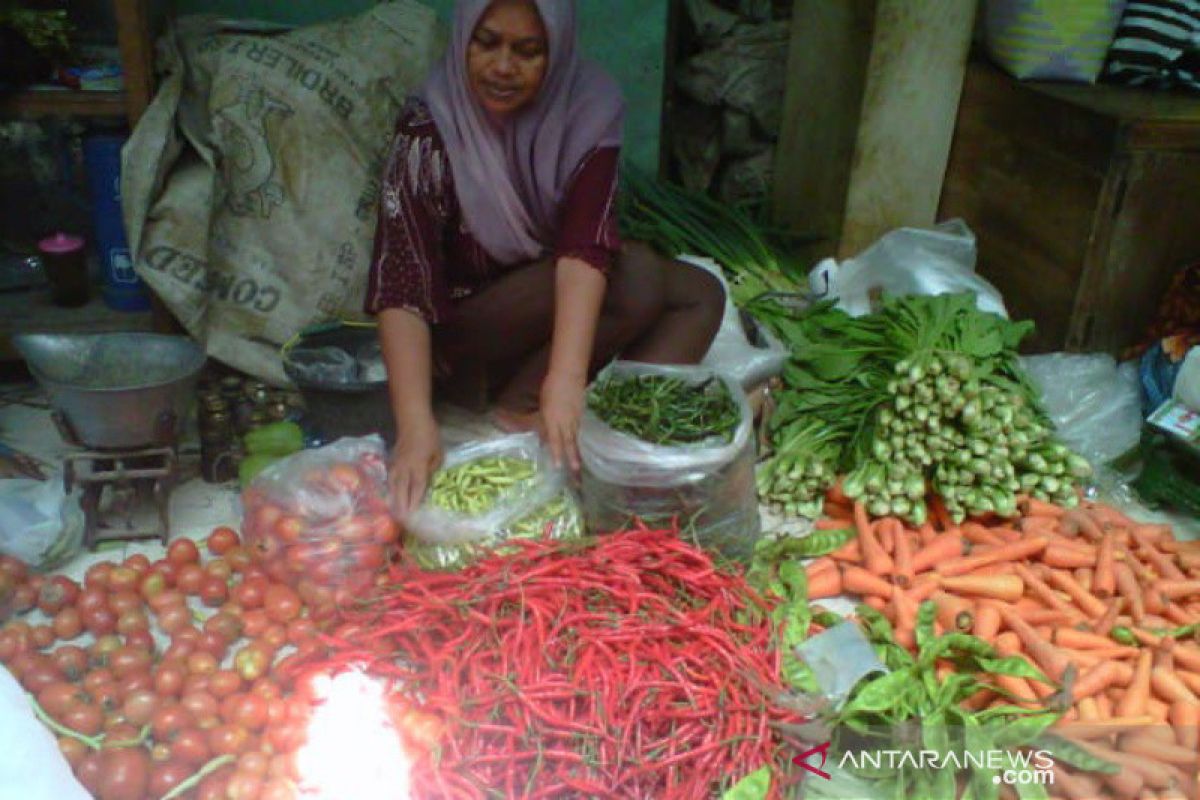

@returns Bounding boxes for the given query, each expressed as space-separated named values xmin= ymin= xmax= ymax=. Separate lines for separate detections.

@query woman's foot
xmin=491 ymin=406 xmax=543 ymax=435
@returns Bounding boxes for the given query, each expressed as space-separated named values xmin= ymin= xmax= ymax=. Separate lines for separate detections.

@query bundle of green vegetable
xmin=757 ymin=294 xmax=1090 ymax=523
xmin=426 ymin=455 xmax=537 ymax=514
xmin=586 ymin=373 xmax=741 ymax=445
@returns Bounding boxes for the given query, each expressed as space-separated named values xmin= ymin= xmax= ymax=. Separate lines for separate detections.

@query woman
xmin=368 ymin=0 xmax=725 ymax=516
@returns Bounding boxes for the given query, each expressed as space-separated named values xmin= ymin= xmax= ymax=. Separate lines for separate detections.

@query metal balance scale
xmin=14 ymin=333 xmax=205 ymax=550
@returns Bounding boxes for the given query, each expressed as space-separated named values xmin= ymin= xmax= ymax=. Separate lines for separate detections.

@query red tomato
xmin=139 ymin=571 xmax=167 ymax=602
xmin=83 ymin=606 xmax=117 ymax=637
xmin=151 ymin=703 xmax=194 ymax=740
xmin=182 ymin=690 xmax=220 ymax=721
xmin=19 ymin=654 xmax=63 ymax=693
xmin=238 ymin=751 xmax=270 ymax=777
xmin=284 ymin=618 xmax=316 ymax=646
xmin=116 ymin=671 xmax=154 ymax=700
xmin=207 ymin=723 xmax=251 ymax=757
xmin=229 ymin=693 xmax=268 ymax=731
xmin=206 ymin=559 xmax=234 ymax=582
xmin=98 ymin=746 xmax=149 ymax=800
xmin=208 ymin=526 xmax=241 ymax=555
xmin=110 ymin=645 xmax=152 ymax=679
xmin=199 ymin=576 xmax=229 ymax=608
xmin=263 ymin=586 xmax=300 ymax=623
xmin=234 ymin=645 xmax=271 ymax=683
xmin=123 ymin=553 xmax=151 ymax=574
xmin=30 ymin=624 xmax=55 ymax=649
xmin=83 ymin=561 xmax=113 ymax=591
xmin=115 ymin=608 xmax=149 ymax=636
xmin=157 ymin=605 xmax=193 ymax=636
xmin=209 ymin=669 xmax=243 ymax=698
xmin=74 ymin=750 xmax=105 ymax=796
xmin=225 ymin=769 xmax=263 ymax=800
xmin=62 ymin=701 xmax=104 ymax=736
xmin=197 ymin=630 xmax=230 ymax=661
xmin=166 ymin=538 xmax=201 ymax=567
xmin=226 ymin=546 xmax=256 ymax=573
xmin=204 ymin=611 xmax=244 ymax=642
xmin=273 ymin=516 xmax=304 ymax=545
xmin=121 ymin=688 xmax=160 ymax=725
xmin=147 ymin=559 xmax=177 ymax=584
xmin=123 ymin=627 xmax=156 ymax=653
xmin=148 ymin=589 xmax=186 ymax=613
xmin=38 ymin=681 xmax=85 ymax=718
xmin=261 ymin=624 xmax=288 ymax=652
xmin=187 ymin=651 xmax=219 ymax=677
xmin=106 ymin=590 xmax=141 ymax=616
xmin=175 ymin=563 xmax=206 ymax=595
xmin=153 ymin=662 xmax=187 ymax=697
xmin=196 ymin=770 xmax=232 ymax=800
xmin=76 ymin=586 xmax=109 ymax=614
xmin=50 ymin=644 xmax=88 ymax=680
xmin=105 ymin=566 xmax=139 ymax=594
xmin=169 ymin=727 xmax=211 ymax=766
xmin=58 ymin=735 xmax=88 ymax=770
xmin=148 ymin=760 xmax=192 ymax=797
xmin=36 ymin=576 xmax=80 ymax=615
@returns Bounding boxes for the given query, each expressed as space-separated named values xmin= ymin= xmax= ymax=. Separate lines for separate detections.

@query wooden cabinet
xmin=940 ymin=58 xmax=1200 ymax=354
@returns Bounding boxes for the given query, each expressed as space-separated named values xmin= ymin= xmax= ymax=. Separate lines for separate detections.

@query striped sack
xmin=985 ymin=0 xmax=1127 ymax=82
xmin=1103 ymin=0 xmax=1200 ymax=89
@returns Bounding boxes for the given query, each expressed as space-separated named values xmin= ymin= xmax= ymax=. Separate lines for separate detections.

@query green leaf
xmin=915 ymin=601 xmax=937 ymax=654
xmin=841 ymin=670 xmax=911 ymax=716
xmin=721 ymin=765 xmax=771 ymax=800
xmin=994 ymin=712 xmax=1060 ymax=749
xmin=973 ymin=656 xmax=1050 ymax=685
xmin=1031 ymin=733 xmax=1119 ymax=775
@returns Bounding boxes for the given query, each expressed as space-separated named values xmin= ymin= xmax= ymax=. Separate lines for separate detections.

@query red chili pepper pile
xmin=313 ymin=527 xmax=806 ymax=799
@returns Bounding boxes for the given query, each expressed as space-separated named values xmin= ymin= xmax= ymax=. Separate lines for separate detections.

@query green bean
xmin=587 ymin=373 xmax=740 ymax=445
xmin=428 ymin=456 xmax=537 ymax=514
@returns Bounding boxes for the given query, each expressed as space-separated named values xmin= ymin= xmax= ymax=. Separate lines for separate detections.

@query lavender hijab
xmin=420 ymin=0 xmax=625 ymax=265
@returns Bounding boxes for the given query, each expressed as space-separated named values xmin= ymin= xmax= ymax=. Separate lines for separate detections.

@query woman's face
xmin=467 ymin=0 xmax=548 ymax=117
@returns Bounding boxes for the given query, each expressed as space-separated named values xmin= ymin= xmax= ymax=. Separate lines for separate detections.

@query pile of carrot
xmin=311 ymin=527 xmax=806 ymax=799
xmin=806 ymin=488 xmax=1200 ymax=800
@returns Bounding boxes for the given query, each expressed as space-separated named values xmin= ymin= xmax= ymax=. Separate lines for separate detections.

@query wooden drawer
xmin=940 ymin=59 xmax=1200 ymax=354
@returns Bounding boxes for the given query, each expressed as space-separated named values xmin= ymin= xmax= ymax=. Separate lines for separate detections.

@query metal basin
xmin=14 ymin=333 xmax=206 ymax=450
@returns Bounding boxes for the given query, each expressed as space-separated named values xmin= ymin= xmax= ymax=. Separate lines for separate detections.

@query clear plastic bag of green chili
xmin=402 ymin=433 xmax=582 ymax=567
xmin=578 ymin=362 xmax=761 ymax=561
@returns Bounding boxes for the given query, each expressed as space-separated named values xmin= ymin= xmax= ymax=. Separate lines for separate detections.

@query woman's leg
xmin=621 ymin=245 xmax=726 ymax=364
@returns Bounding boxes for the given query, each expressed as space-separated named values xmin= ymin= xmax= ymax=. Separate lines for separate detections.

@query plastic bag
xmin=241 ymin=435 xmax=399 ymax=612
xmin=1173 ymin=346 xmax=1200 ymax=412
xmin=404 ymin=434 xmax=563 ymax=545
xmin=688 ymin=255 xmax=789 ymax=389
xmin=808 ymin=220 xmax=1009 ymax=318
xmin=0 ymin=474 xmax=83 ymax=572
xmin=0 ymin=666 xmax=91 ymax=800
xmin=578 ymin=362 xmax=761 ymax=561
xmin=1022 ymin=353 xmax=1143 ymax=467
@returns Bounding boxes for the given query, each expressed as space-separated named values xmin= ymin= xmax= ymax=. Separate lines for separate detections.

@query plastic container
xmin=37 ymin=233 xmax=88 ymax=307
xmin=82 ymin=132 xmax=150 ymax=312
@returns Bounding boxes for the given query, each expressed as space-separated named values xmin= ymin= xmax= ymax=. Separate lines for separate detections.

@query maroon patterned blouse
xmin=364 ymin=99 xmax=621 ymax=324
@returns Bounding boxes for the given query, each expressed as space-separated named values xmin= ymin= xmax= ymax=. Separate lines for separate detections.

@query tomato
xmin=121 ymin=688 xmax=160 ymax=725
xmin=0 ymin=629 xmax=23 ymax=663
xmin=83 ymin=561 xmax=113 ymax=591
xmin=346 ymin=543 xmax=386 ymax=571
xmin=196 ymin=768 xmax=233 ymax=800
xmin=20 ymin=655 xmax=63 ymax=693
xmin=368 ymin=513 xmax=400 ymax=544
xmin=58 ymin=735 xmax=88 ymax=770
xmin=110 ymin=645 xmax=152 ymax=678
xmin=147 ymin=559 xmax=177 ymax=584
xmin=249 ymin=678 xmax=282 ymax=702
xmin=197 ymin=630 xmax=230 ymax=661
xmin=263 ymin=586 xmax=300 ymax=624
xmin=50 ymin=644 xmax=88 ymax=680
xmin=206 ymin=558 xmax=234 ymax=582
xmin=148 ymin=760 xmax=192 ymax=797
xmin=157 ymin=605 xmax=193 ymax=636
xmin=228 ymin=693 xmax=268 ymax=731
xmin=199 ymin=576 xmax=229 ymax=608
xmin=123 ymin=628 xmax=156 ymax=654
xmin=148 ymin=589 xmax=186 ymax=613
xmin=169 ymin=727 xmax=211 ymax=765
xmin=115 ymin=608 xmax=150 ymax=636
xmin=204 ymin=612 xmax=243 ymax=643
xmin=234 ymin=645 xmax=271 ymax=683
xmin=123 ymin=553 xmax=151 ymax=574
xmin=106 ymin=566 xmax=139 ymax=594
xmin=167 ymin=538 xmax=201 ymax=567
xmin=225 ymin=769 xmax=263 ymax=800
xmin=267 ymin=752 xmax=297 ymax=781
xmin=38 ymin=681 xmax=85 ymax=718
xmin=261 ymin=624 xmax=288 ymax=652
xmin=226 ymin=546 xmax=256 ymax=574
xmin=208 ymin=723 xmax=251 ymax=757
xmin=209 ymin=669 xmax=243 ymax=699
xmin=176 ymin=563 xmax=206 ymax=595
xmin=232 ymin=578 xmax=267 ymax=610
xmin=238 ymin=751 xmax=270 ymax=777
xmin=98 ymin=746 xmax=149 ymax=800
xmin=37 ymin=576 xmax=80 ymax=615
xmin=241 ymin=565 xmax=270 ymax=584
xmin=187 ymin=651 xmax=219 ymax=677
xmin=103 ymin=721 xmax=142 ymax=742
xmin=284 ymin=618 xmax=316 ymax=647
xmin=107 ymin=590 xmax=141 ymax=616
xmin=151 ymin=703 xmax=194 ymax=740
xmin=139 ymin=571 xmax=167 ymax=603
xmin=30 ymin=624 xmax=55 ymax=649
xmin=63 ymin=701 xmax=104 ymax=736
xmin=153 ymin=663 xmax=187 ymax=697
xmin=74 ymin=750 xmax=105 ymax=796
xmin=241 ymin=609 xmax=270 ymax=639
xmin=182 ymin=690 xmax=219 ymax=721
xmin=182 ymin=673 xmax=212 ymax=697
xmin=116 ymin=670 xmax=154 ymax=700
xmin=82 ymin=607 xmax=116 ymax=638
xmin=207 ymin=526 xmax=240 ymax=555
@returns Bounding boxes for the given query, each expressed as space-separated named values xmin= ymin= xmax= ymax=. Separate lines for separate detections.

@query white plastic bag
xmin=0 ymin=666 xmax=91 ymax=800
xmin=1173 ymin=346 xmax=1200 ymax=413
xmin=687 ymin=255 xmax=789 ymax=389
xmin=1022 ymin=353 xmax=1143 ymax=467
xmin=578 ymin=362 xmax=761 ymax=560
xmin=809 ymin=220 xmax=1008 ymax=318
xmin=404 ymin=433 xmax=569 ymax=547
xmin=0 ymin=474 xmax=83 ymax=571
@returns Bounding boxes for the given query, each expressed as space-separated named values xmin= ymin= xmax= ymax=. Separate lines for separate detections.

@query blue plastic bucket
xmin=83 ymin=133 xmax=151 ymax=312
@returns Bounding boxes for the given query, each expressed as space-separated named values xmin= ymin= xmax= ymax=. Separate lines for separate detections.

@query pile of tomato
xmin=0 ymin=529 xmax=334 ymax=800
xmin=241 ymin=451 xmax=400 ymax=615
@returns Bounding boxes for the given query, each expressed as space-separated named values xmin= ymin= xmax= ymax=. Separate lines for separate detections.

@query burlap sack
xmin=123 ymin=2 xmax=441 ymax=384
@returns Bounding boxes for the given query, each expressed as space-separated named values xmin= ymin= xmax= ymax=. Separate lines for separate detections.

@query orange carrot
xmin=929 ymin=495 xmax=953 ymax=533
xmin=961 ymin=523 xmax=1007 ymax=548
xmin=1169 ymin=701 xmax=1199 ymax=750
xmin=1042 ymin=566 xmax=1108 ymax=618
xmin=911 ymin=531 xmax=965 ymax=573
xmin=994 ymin=673 xmax=1040 ymax=708
xmin=825 ymin=477 xmax=850 ymax=506
xmin=1093 ymin=597 xmax=1125 ymax=638
xmin=1096 ymin=692 xmax=1114 ymax=719
xmin=1116 ymin=651 xmax=1154 ymax=718
xmin=1043 ymin=543 xmax=1096 ymax=570
xmin=1119 ymin=733 xmax=1197 ymax=765
xmin=864 ymin=595 xmax=886 ymax=611
xmin=1071 ymin=662 xmax=1131 ymax=702
xmin=995 ymin=604 xmax=1072 ymax=681
xmin=1077 ymin=696 xmax=1101 ymax=721
xmin=1021 ymin=495 xmax=1065 ymax=518
xmin=1053 ymin=627 xmax=1128 ymax=650
xmin=892 ymin=585 xmax=917 ymax=650
xmin=814 ymin=517 xmax=853 ymax=531
xmin=931 ymin=591 xmax=974 ymax=633
xmin=1094 ymin=532 xmax=1116 ymax=599
xmin=1115 ymin=562 xmax=1146 ymax=624
xmin=1118 ymin=544 xmax=1157 ymax=584
xmin=1013 ymin=563 xmax=1077 ymax=616
xmin=1052 ymin=767 xmax=1107 ymax=800
xmin=842 ymin=566 xmax=894 ymax=599
xmin=917 ymin=522 xmax=937 ymax=547
xmin=1063 ymin=508 xmax=1104 ymax=541
xmin=892 ymin=522 xmax=915 ymax=589
xmin=938 ymin=537 xmax=1049 ymax=578
xmin=1171 ymin=644 xmax=1200 ymax=674
xmin=973 ymin=602 xmax=1001 ymax=641
xmin=1163 ymin=603 xmax=1192 ymax=627
xmin=1151 ymin=668 xmax=1199 ymax=705
xmin=940 ymin=573 xmax=1024 ymax=603
xmin=1153 ymin=579 xmax=1200 ymax=601
xmin=808 ymin=568 xmax=843 ymax=599
xmin=1074 ymin=567 xmax=1094 ymax=592
xmin=854 ymin=502 xmax=892 ymax=575
xmin=1132 ymin=527 xmax=1186 ymax=581
xmin=829 ymin=539 xmax=863 ymax=563
xmin=1019 ymin=515 xmax=1061 ymax=538
xmin=877 ymin=520 xmax=896 ymax=555
xmin=1079 ymin=741 xmax=1184 ymax=789
xmin=909 ymin=573 xmax=941 ymax=603
xmin=959 ymin=688 xmax=996 ymax=711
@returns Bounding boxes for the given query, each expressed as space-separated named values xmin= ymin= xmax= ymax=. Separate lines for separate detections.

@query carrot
xmin=1064 ymin=508 xmax=1104 ymax=541
xmin=940 ymin=573 xmax=1024 ymax=603
xmin=938 ymin=537 xmax=1049 ymax=579
xmin=1151 ymin=668 xmax=1199 ymax=706
xmin=973 ymin=603 xmax=1001 ymax=641
xmin=1064 ymin=646 xmax=1140 ymax=665
xmin=1116 ymin=651 xmax=1154 ymax=718
xmin=1119 ymin=545 xmax=1157 ymax=585
xmin=909 ymin=573 xmax=941 ymax=602
xmin=1171 ymin=644 xmax=1200 ymax=674
xmin=1132 ymin=528 xmax=1186 ymax=581
xmin=1051 ymin=767 xmax=1106 ymax=800
xmin=1055 ymin=716 xmax=1158 ymax=738
xmin=994 ymin=673 xmax=1040 ymax=708
xmin=1021 ymin=495 xmax=1065 ymax=519
xmin=1097 ymin=693 xmax=1114 ymax=719
xmin=1087 ymin=503 xmax=1136 ymax=529
xmin=996 ymin=604 xmax=1072 ymax=681
xmin=1053 ymin=627 xmax=1129 ymax=650
xmin=931 ymin=591 xmax=974 ymax=633
xmin=1042 ymin=566 xmax=1108 ymax=619
xmin=854 ymin=502 xmax=892 ymax=575
xmin=916 ymin=522 xmax=937 ymax=547
xmin=1072 ymin=741 xmax=1183 ymax=789
xmin=1116 ymin=562 xmax=1147 ymax=624
xmin=892 ymin=585 xmax=917 ymax=650
xmin=1120 ymin=733 xmax=1198 ymax=766
xmin=1019 ymin=515 xmax=1062 ymax=538
xmin=1163 ymin=603 xmax=1193 ymax=627
xmin=829 ymin=539 xmax=863 ymax=563
xmin=961 ymin=523 xmax=1008 ymax=548
xmin=911 ymin=531 xmax=965 ymax=573
xmin=1093 ymin=597 xmax=1125 ymax=638
xmin=1043 ymin=543 xmax=1097 ymax=570
xmin=969 ymin=563 xmax=1017 ymax=577
xmin=808 ymin=568 xmax=843 ymax=600
xmin=1094 ymin=532 xmax=1117 ymax=599
xmin=1078 ymin=697 xmax=1101 ymax=721
xmin=877 ymin=520 xmax=896 ymax=555
xmin=1071 ymin=661 xmax=1132 ymax=702
xmin=1102 ymin=767 xmax=1146 ymax=800
xmin=842 ymin=566 xmax=895 ymax=599
xmin=863 ymin=595 xmax=886 ymax=611
xmin=1013 ymin=564 xmax=1077 ymax=615
xmin=825 ymin=477 xmax=850 ymax=506
xmin=814 ymin=517 xmax=853 ymax=531
xmin=1074 ymin=567 xmax=1094 ymax=592
xmin=892 ymin=522 xmax=915 ymax=589
xmin=1023 ymin=608 xmax=1080 ymax=627
xmin=1154 ymin=579 xmax=1200 ymax=601
xmin=1169 ymin=701 xmax=1199 ymax=749
xmin=959 ymin=688 xmax=996 ymax=711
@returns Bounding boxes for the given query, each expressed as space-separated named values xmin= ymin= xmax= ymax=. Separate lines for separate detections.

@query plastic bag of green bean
xmin=578 ymin=362 xmax=761 ymax=561
xmin=401 ymin=433 xmax=583 ymax=568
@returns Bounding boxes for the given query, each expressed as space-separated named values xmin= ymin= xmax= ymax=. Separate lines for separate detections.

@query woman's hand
xmin=540 ymin=369 xmax=586 ymax=473
xmin=389 ymin=415 xmax=443 ymax=519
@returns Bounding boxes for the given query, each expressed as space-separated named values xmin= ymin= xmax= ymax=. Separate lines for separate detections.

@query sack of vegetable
xmin=578 ymin=362 xmax=761 ymax=560
xmin=240 ymin=435 xmax=399 ymax=616
xmin=402 ymin=433 xmax=582 ymax=570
